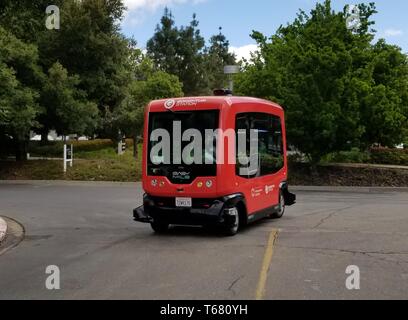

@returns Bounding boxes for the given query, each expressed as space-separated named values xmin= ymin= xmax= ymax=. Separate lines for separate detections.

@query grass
xmin=28 ymin=139 xmax=140 ymax=160
xmin=0 ymin=140 xmax=142 ymax=182
xmin=1 ymin=140 xmax=408 ymax=186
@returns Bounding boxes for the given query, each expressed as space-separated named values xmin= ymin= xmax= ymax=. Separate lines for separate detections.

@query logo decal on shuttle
xmin=164 ymin=98 xmax=207 ymax=109
xmin=265 ymin=185 xmax=275 ymax=195
xmin=164 ymin=99 xmax=176 ymax=109
xmin=251 ymin=187 xmax=263 ymax=198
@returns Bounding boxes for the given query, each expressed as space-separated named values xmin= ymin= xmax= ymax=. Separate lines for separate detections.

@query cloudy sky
xmin=121 ymin=0 xmax=408 ymax=61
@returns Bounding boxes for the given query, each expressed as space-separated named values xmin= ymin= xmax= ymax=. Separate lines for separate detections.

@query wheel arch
xmin=279 ymin=181 xmax=296 ymax=206
xmin=222 ymin=193 xmax=248 ymax=226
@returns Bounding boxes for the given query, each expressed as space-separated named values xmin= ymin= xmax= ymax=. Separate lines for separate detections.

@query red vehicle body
xmin=133 ymin=94 xmax=296 ymax=235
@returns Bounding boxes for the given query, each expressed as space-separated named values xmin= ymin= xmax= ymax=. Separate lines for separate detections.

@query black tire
xmin=271 ymin=190 xmax=285 ymax=219
xmin=223 ymin=206 xmax=240 ymax=236
xmin=150 ymin=220 xmax=169 ymax=233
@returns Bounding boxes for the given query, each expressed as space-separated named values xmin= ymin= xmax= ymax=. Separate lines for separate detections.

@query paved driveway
xmin=0 ymin=181 xmax=407 ymax=299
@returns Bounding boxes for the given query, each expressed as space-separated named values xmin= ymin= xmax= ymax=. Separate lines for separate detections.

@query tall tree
xmin=0 ymin=0 xmax=131 ymax=144
xmin=0 ymin=0 xmax=63 ymax=43
xmin=40 ymin=0 xmax=131 ymax=132
xmin=360 ymin=40 xmax=408 ymax=147
xmin=114 ymin=48 xmax=183 ymax=157
xmin=146 ymin=8 xmax=180 ymax=76
xmin=147 ymin=9 xmax=207 ymax=96
xmin=176 ymin=13 xmax=206 ymax=95
xmin=40 ymin=63 xmax=99 ymax=138
xmin=205 ymin=27 xmax=236 ymax=90
xmin=235 ymin=1 xmax=408 ymax=162
xmin=0 ymin=27 xmax=42 ymax=160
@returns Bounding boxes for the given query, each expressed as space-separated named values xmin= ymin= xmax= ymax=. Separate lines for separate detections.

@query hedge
xmin=369 ymin=148 xmax=408 ymax=166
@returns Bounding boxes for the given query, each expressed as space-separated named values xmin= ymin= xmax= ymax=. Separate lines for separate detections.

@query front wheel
xmin=271 ymin=190 xmax=285 ymax=219
xmin=150 ymin=220 xmax=169 ymax=233
xmin=222 ymin=206 xmax=240 ymax=236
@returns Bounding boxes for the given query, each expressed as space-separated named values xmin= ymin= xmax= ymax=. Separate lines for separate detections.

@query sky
xmin=121 ymin=0 xmax=408 ymax=61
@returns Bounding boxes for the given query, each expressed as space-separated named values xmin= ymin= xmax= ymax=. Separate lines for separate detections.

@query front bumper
xmin=133 ymin=194 xmax=240 ymax=227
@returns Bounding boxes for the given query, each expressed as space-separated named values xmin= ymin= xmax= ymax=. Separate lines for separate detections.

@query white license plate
xmin=176 ymin=197 xmax=192 ymax=208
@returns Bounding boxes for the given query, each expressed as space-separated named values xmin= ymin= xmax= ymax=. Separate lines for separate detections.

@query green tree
xmin=360 ymin=40 xmax=408 ymax=147
xmin=40 ymin=0 xmax=131 ymax=135
xmin=176 ymin=14 xmax=207 ymax=95
xmin=0 ymin=64 xmax=13 ymax=125
xmin=147 ymin=9 xmax=208 ymax=96
xmin=0 ymin=27 xmax=41 ymax=160
xmin=0 ymin=63 xmax=39 ymax=160
xmin=235 ymin=1 xmax=407 ymax=163
xmin=146 ymin=8 xmax=180 ymax=76
xmin=0 ymin=0 xmax=131 ymax=144
xmin=114 ymin=50 xmax=183 ymax=157
xmin=205 ymin=27 xmax=236 ymax=90
xmin=40 ymin=63 xmax=99 ymax=138
xmin=0 ymin=0 xmax=63 ymax=43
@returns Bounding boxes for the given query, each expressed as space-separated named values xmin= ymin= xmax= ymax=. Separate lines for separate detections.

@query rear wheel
xmin=271 ymin=190 xmax=285 ymax=219
xmin=150 ymin=220 xmax=169 ymax=233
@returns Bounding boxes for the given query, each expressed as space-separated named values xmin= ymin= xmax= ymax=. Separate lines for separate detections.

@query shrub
xmin=28 ymin=140 xmax=118 ymax=158
xmin=323 ymin=148 xmax=371 ymax=164
xmin=369 ymin=148 xmax=408 ymax=166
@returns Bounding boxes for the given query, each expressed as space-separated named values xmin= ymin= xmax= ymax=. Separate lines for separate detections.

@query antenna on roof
xmin=213 ymin=89 xmax=233 ymax=96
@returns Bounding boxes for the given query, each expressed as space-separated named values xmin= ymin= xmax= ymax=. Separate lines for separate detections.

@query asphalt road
xmin=0 ymin=181 xmax=407 ymax=300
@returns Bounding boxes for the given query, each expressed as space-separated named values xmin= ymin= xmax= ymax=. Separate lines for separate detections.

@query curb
xmin=321 ymin=163 xmax=408 ymax=171
xmin=0 ymin=180 xmax=407 ymax=193
xmin=0 ymin=180 xmax=139 ymax=188
xmin=0 ymin=216 xmax=25 ymax=256
xmin=291 ymin=186 xmax=408 ymax=193
xmin=0 ymin=217 xmax=7 ymax=244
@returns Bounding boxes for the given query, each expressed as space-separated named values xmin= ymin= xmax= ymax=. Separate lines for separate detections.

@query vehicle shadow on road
xmin=148 ymin=218 xmax=276 ymax=238
xmin=154 ymin=225 xmax=225 ymax=238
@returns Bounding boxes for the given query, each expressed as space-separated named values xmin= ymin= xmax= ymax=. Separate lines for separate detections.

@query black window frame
xmin=147 ymin=110 xmax=220 ymax=184
xmin=235 ymin=112 xmax=284 ymax=179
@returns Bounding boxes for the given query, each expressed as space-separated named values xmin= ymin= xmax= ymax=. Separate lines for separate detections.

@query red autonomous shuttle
xmin=133 ymin=90 xmax=296 ymax=236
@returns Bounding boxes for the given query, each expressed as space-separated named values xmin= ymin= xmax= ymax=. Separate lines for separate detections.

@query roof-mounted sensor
xmin=213 ymin=89 xmax=233 ymax=96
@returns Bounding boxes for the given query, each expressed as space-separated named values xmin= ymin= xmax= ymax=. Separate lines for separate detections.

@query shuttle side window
xmin=236 ymin=113 xmax=284 ymax=178
xmin=236 ymin=113 xmax=257 ymax=179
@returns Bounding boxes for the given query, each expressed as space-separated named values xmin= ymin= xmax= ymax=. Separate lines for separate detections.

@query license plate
xmin=176 ymin=197 xmax=192 ymax=208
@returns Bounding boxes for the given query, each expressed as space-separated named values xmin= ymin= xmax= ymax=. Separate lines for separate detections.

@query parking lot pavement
xmin=265 ymin=191 xmax=408 ymax=299
xmin=0 ymin=181 xmax=407 ymax=299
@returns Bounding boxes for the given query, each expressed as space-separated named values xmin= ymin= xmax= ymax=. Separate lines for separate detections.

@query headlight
xmin=206 ymin=180 xmax=213 ymax=188
xmin=151 ymin=179 xmax=158 ymax=187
